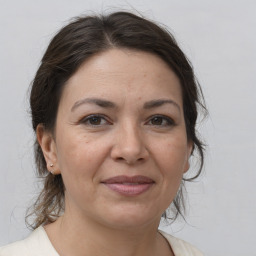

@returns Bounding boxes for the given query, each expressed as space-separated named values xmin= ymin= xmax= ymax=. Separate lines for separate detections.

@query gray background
xmin=0 ymin=1 xmax=255 ymax=256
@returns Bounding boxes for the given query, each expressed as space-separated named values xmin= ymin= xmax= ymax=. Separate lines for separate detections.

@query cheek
xmin=156 ymin=138 xmax=189 ymax=202
xmin=55 ymin=130 xmax=110 ymax=179
xmin=155 ymin=136 xmax=189 ymax=192
xmin=55 ymin=136 xmax=100 ymax=202
xmin=158 ymin=137 xmax=189 ymax=171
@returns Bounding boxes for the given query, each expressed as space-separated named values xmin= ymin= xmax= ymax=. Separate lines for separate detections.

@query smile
xmin=101 ymin=175 xmax=155 ymax=196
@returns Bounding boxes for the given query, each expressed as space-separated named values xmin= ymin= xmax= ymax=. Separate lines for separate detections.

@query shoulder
xmin=159 ymin=230 xmax=204 ymax=256
xmin=0 ymin=227 xmax=59 ymax=256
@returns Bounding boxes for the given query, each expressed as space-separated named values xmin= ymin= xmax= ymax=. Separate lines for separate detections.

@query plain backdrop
xmin=0 ymin=1 xmax=255 ymax=256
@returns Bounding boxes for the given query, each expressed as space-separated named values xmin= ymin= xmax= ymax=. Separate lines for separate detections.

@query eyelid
xmin=79 ymin=114 xmax=112 ymax=126
xmin=145 ymin=114 xmax=175 ymax=126
xmin=77 ymin=114 xmax=175 ymax=127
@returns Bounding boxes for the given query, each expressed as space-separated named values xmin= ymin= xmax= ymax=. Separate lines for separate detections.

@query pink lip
xmin=101 ymin=175 xmax=155 ymax=196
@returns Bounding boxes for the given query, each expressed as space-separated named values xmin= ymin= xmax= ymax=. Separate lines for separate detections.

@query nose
xmin=110 ymin=122 xmax=149 ymax=165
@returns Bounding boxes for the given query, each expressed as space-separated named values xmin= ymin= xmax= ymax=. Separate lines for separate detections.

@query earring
xmin=49 ymin=163 xmax=55 ymax=175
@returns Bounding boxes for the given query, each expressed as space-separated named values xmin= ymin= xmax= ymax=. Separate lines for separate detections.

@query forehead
xmin=60 ymin=49 xmax=183 ymax=108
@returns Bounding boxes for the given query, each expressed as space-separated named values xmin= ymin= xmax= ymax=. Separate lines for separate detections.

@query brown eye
xmin=81 ymin=115 xmax=110 ymax=126
xmin=147 ymin=115 xmax=174 ymax=126
xmin=151 ymin=117 xmax=164 ymax=125
xmin=88 ymin=116 xmax=102 ymax=125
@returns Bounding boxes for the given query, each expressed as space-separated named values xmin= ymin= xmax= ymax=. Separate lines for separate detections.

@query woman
xmin=0 ymin=11 xmax=206 ymax=256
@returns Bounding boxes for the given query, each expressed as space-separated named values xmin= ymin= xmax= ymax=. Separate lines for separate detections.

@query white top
xmin=0 ymin=227 xmax=203 ymax=256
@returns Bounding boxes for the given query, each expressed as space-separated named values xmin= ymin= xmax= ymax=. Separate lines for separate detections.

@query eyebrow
xmin=71 ymin=97 xmax=181 ymax=112
xmin=71 ymin=98 xmax=116 ymax=111
xmin=143 ymin=99 xmax=181 ymax=112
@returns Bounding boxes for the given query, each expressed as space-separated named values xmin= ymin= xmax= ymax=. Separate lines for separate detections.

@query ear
xmin=183 ymin=140 xmax=193 ymax=174
xmin=36 ymin=124 xmax=60 ymax=175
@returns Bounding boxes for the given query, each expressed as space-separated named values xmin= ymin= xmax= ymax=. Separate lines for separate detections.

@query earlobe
xmin=183 ymin=141 xmax=193 ymax=174
xmin=36 ymin=124 xmax=61 ymax=175
xmin=183 ymin=159 xmax=190 ymax=174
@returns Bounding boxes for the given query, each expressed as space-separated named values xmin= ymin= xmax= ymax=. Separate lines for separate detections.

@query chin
xmin=97 ymin=205 xmax=162 ymax=230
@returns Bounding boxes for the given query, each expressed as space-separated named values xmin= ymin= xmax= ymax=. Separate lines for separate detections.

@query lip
xmin=101 ymin=175 xmax=155 ymax=196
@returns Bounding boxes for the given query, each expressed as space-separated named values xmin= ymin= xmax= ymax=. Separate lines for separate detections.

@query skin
xmin=37 ymin=49 xmax=192 ymax=256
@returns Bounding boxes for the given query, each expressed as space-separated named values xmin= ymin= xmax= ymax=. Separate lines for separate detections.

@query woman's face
xmin=42 ymin=49 xmax=192 ymax=229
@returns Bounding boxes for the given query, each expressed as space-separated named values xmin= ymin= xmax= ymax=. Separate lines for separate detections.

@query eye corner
xmin=79 ymin=114 xmax=112 ymax=127
xmin=146 ymin=114 xmax=176 ymax=127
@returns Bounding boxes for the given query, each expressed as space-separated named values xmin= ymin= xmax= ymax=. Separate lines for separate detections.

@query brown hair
xmin=27 ymin=11 xmax=207 ymax=229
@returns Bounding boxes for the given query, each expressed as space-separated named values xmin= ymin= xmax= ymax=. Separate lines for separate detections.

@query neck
xmin=44 ymin=211 xmax=172 ymax=256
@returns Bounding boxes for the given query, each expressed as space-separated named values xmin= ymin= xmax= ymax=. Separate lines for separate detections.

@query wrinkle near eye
xmin=80 ymin=114 xmax=112 ymax=127
xmin=151 ymin=116 xmax=172 ymax=126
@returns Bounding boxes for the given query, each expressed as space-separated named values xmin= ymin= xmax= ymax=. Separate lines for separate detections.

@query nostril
xmin=110 ymin=139 xmax=149 ymax=164
xmin=116 ymin=157 xmax=125 ymax=161
xmin=114 ymin=156 xmax=145 ymax=164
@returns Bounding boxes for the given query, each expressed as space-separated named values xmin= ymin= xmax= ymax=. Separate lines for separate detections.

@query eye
xmin=146 ymin=115 xmax=175 ymax=127
xmin=80 ymin=114 xmax=111 ymax=126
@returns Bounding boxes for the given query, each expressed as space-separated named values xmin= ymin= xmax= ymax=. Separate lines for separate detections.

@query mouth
xmin=101 ymin=175 xmax=155 ymax=196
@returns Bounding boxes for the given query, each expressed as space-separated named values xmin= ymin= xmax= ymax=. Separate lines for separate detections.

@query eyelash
xmin=146 ymin=115 xmax=175 ymax=127
xmin=79 ymin=114 xmax=175 ymax=127
xmin=80 ymin=114 xmax=111 ymax=126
